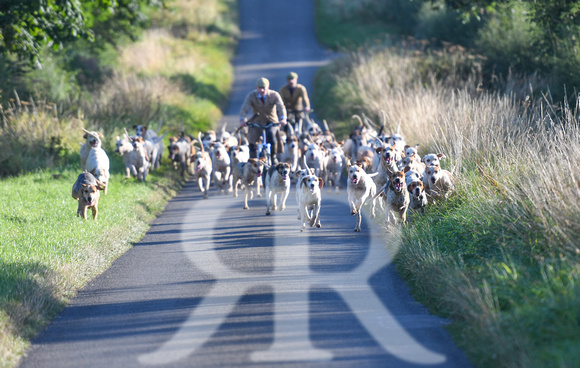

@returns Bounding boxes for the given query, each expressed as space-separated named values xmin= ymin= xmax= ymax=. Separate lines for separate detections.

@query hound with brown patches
xmin=326 ymin=146 xmax=345 ymax=193
xmin=407 ymin=180 xmax=428 ymax=214
xmin=130 ymin=137 xmax=150 ymax=182
xmin=422 ymin=153 xmax=446 ymax=168
xmin=265 ymin=162 xmax=292 ymax=215
xmin=374 ymin=144 xmax=401 ymax=199
xmin=194 ymin=132 xmax=213 ymax=198
xmin=72 ymin=171 xmax=106 ymax=221
xmin=424 ymin=165 xmax=454 ymax=200
xmin=297 ymin=174 xmax=323 ymax=232
xmin=211 ymin=141 xmax=232 ymax=194
xmin=115 ymin=134 xmax=134 ymax=179
xmin=280 ymin=135 xmax=300 ymax=172
xmin=347 ymin=163 xmax=378 ymax=232
xmin=232 ymin=157 xmax=266 ymax=209
xmin=384 ymin=171 xmax=410 ymax=225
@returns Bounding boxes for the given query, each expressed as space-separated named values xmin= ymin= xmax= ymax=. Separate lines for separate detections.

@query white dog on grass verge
xmin=83 ymin=129 xmax=110 ymax=195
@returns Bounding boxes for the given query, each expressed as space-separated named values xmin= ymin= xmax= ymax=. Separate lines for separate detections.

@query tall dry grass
xmin=326 ymin=45 xmax=580 ymax=366
xmin=0 ymin=95 xmax=84 ymax=176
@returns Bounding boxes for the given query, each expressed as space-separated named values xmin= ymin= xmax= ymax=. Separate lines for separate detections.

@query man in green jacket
xmin=279 ymin=72 xmax=310 ymax=133
xmin=239 ymin=77 xmax=287 ymax=162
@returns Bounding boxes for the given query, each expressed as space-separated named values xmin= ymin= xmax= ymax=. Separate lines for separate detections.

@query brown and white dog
xmin=424 ymin=165 xmax=454 ymax=200
xmin=194 ymin=132 xmax=213 ymax=199
xmin=384 ymin=171 xmax=410 ymax=225
xmin=168 ymin=135 xmax=193 ymax=177
xmin=72 ymin=171 xmax=106 ymax=221
xmin=347 ymin=163 xmax=378 ymax=232
xmin=211 ymin=141 xmax=232 ymax=194
xmin=408 ymin=180 xmax=428 ymax=214
xmin=375 ymin=144 xmax=401 ymax=191
xmin=326 ymin=146 xmax=345 ymax=193
xmin=422 ymin=153 xmax=446 ymax=168
xmin=297 ymin=174 xmax=323 ymax=232
xmin=280 ymin=135 xmax=300 ymax=172
xmin=115 ymin=134 xmax=134 ymax=179
xmin=130 ymin=137 xmax=150 ymax=182
xmin=232 ymin=157 xmax=266 ymax=209
xmin=265 ymin=162 xmax=292 ymax=215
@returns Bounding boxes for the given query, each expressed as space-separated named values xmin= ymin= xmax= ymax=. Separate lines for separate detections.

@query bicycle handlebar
xmin=245 ymin=122 xmax=280 ymax=129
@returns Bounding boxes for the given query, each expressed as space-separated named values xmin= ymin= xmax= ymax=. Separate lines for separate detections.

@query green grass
xmin=312 ymin=3 xmax=580 ymax=364
xmin=0 ymin=1 xmax=239 ymax=366
xmin=314 ymin=0 xmax=396 ymax=51
xmin=0 ymin=157 xmax=184 ymax=367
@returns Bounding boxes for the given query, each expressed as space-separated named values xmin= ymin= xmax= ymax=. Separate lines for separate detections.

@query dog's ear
xmin=95 ymin=180 xmax=107 ymax=191
xmin=83 ymin=133 xmax=88 ymax=139
xmin=318 ymin=177 xmax=324 ymax=189
xmin=355 ymin=161 xmax=363 ymax=168
xmin=437 ymin=153 xmax=446 ymax=160
xmin=375 ymin=147 xmax=384 ymax=154
xmin=132 ymin=125 xmax=138 ymax=129
xmin=407 ymin=183 xmax=413 ymax=192
xmin=259 ymin=156 xmax=266 ymax=163
xmin=301 ymin=177 xmax=309 ymax=188
xmin=403 ymin=166 xmax=410 ymax=173
xmin=404 ymin=145 xmax=410 ymax=149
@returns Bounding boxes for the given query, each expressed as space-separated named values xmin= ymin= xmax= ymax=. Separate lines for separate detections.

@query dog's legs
xmin=81 ymin=205 xmax=88 ymax=221
xmin=354 ymin=211 xmax=362 ymax=232
xmin=299 ymin=205 xmax=309 ymax=232
xmin=310 ymin=201 xmax=321 ymax=228
xmin=224 ymin=167 xmax=231 ymax=193
xmin=233 ymin=176 xmax=239 ymax=198
xmin=244 ymin=186 xmax=251 ymax=209
xmin=204 ymin=174 xmax=210 ymax=199
xmin=272 ymin=193 xmax=278 ymax=211
xmin=280 ymin=188 xmax=289 ymax=212
xmin=348 ymin=193 xmax=357 ymax=215
xmin=266 ymin=187 xmax=272 ymax=215
xmin=256 ymin=177 xmax=262 ymax=198
xmin=369 ymin=197 xmax=376 ymax=219
xmin=91 ymin=204 xmax=98 ymax=221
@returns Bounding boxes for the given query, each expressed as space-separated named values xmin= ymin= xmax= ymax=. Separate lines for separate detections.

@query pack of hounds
xmin=73 ymin=113 xmax=455 ymax=232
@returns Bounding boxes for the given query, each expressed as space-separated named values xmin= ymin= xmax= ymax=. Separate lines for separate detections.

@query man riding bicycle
xmin=279 ymin=72 xmax=310 ymax=134
xmin=239 ymin=77 xmax=287 ymax=163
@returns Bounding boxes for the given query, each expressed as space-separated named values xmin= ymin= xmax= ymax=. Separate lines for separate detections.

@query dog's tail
xmin=303 ymin=155 xmax=310 ymax=172
xmin=366 ymin=182 xmax=387 ymax=204
xmin=197 ymin=132 xmax=205 ymax=153
xmin=155 ymin=119 xmax=163 ymax=134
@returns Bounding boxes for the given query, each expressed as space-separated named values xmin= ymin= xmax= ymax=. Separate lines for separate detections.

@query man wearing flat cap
xmin=239 ymin=77 xmax=287 ymax=162
xmin=279 ymin=72 xmax=311 ymax=132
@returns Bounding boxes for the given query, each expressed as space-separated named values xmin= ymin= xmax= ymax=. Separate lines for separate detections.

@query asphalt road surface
xmin=18 ymin=1 xmax=472 ymax=367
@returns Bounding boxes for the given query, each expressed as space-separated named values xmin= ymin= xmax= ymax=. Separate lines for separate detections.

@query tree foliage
xmin=0 ymin=0 xmax=163 ymax=65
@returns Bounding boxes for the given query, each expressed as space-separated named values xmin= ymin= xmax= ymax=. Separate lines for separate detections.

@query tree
xmin=0 ymin=0 xmax=163 ymax=65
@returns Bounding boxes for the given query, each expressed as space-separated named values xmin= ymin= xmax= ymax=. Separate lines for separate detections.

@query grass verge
xmin=314 ymin=3 xmax=580 ymax=367
xmin=0 ymin=161 xmax=183 ymax=367
xmin=0 ymin=0 xmax=238 ymax=366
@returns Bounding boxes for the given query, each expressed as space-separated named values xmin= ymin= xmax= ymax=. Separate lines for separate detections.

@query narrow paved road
xmin=18 ymin=1 xmax=472 ymax=367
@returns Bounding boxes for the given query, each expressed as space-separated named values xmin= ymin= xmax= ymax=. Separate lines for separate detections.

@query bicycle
xmin=287 ymin=109 xmax=313 ymax=135
xmin=245 ymin=121 xmax=279 ymax=166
